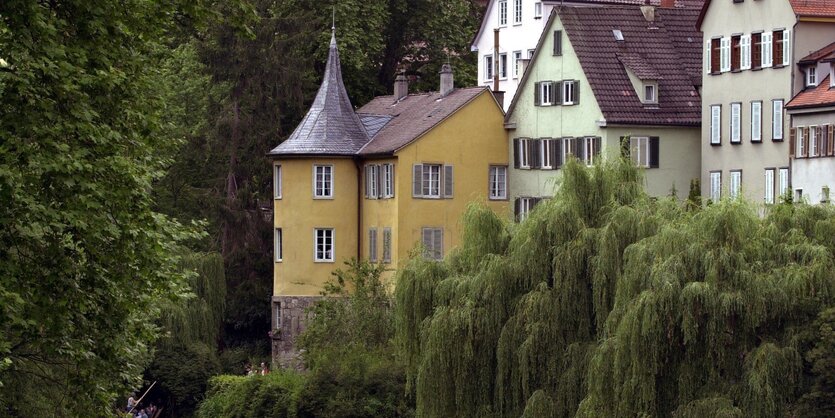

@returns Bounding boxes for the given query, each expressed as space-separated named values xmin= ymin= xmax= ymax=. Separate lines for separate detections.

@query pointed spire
xmin=269 ymin=20 xmax=370 ymax=156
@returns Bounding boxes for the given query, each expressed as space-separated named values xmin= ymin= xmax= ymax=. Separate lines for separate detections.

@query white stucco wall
xmin=790 ymin=110 xmax=835 ymax=204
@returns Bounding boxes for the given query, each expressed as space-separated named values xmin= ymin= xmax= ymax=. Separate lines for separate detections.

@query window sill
xmin=274 ymin=197 xmax=282 ymax=200
xmin=751 ymin=139 xmax=762 ymax=143
xmin=730 ymin=140 xmax=742 ymax=145
xmin=413 ymin=195 xmax=442 ymax=199
xmin=313 ymin=196 xmax=335 ymax=200
xmin=489 ymin=196 xmax=509 ymax=201
xmin=314 ymin=260 xmax=335 ymax=263
xmin=513 ymin=22 xmax=522 ymax=26
xmin=710 ymin=141 xmax=722 ymax=146
xmin=772 ymin=138 xmax=784 ymax=142
xmin=731 ymin=69 xmax=742 ymax=73
xmin=275 ymin=259 xmax=282 ymax=263
xmin=534 ymin=16 xmax=542 ymax=19
xmin=751 ymin=67 xmax=763 ymax=71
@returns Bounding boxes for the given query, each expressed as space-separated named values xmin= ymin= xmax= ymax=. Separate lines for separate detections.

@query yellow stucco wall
xmin=394 ymin=91 xmax=509 ymax=266
xmin=273 ymin=158 xmax=359 ymax=296
xmin=359 ymin=157 xmax=399 ymax=284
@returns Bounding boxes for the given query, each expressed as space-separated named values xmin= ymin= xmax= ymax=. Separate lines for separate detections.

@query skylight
xmin=613 ymin=29 xmax=624 ymax=41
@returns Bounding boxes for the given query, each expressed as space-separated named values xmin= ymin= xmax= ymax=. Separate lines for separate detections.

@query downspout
xmin=493 ymin=28 xmax=500 ymax=92
xmin=354 ymin=157 xmax=362 ymax=260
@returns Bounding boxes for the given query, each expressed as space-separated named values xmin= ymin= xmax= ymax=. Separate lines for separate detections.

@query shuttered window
xmin=778 ymin=168 xmax=789 ymax=198
xmin=773 ymin=29 xmax=784 ymax=66
xmin=382 ymin=228 xmax=392 ymax=263
xmin=369 ymin=228 xmax=378 ymax=262
xmin=710 ymin=105 xmax=721 ymax=145
xmin=413 ymin=163 xmax=452 ymax=198
xmin=781 ymin=30 xmax=790 ymax=66
xmin=761 ymin=32 xmax=773 ymax=68
xmin=421 ymin=227 xmax=444 ymax=260
xmin=730 ymin=103 xmax=741 ymax=143
xmin=562 ymin=80 xmax=578 ymax=105
xmin=794 ymin=127 xmax=805 ymax=157
xmin=729 ymin=170 xmax=742 ymax=199
xmin=752 ymin=33 xmax=762 ymax=69
xmin=810 ymin=126 xmax=819 ymax=157
xmin=514 ymin=197 xmax=542 ymax=222
xmin=731 ymin=35 xmax=741 ymax=71
xmin=772 ymin=99 xmax=783 ymax=140
xmin=382 ymin=164 xmax=395 ymax=197
xmin=751 ymin=101 xmax=762 ymax=142
xmin=710 ymin=171 xmax=721 ymax=202
xmin=710 ymin=38 xmax=720 ymax=73
xmin=720 ymin=37 xmax=731 ymax=72
xmin=628 ymin=136 xmax=660 ymax=168
xmin=764 ymin=169 xmax=775 ymax=204
xmin=740 ymin=34 xmax=751 ymax=70
xmin=365 ymin=164 xmax=379 ymax=198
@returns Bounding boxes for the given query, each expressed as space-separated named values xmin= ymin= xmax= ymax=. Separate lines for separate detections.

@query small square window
xmin=644 ymin=84 xmax=657 ymax=103
xmin=806 ymin=67 xmax=817 ymax=86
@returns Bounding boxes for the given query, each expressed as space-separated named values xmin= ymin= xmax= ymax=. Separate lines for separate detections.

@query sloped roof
xmin=560 ymin=6 xmax=702 ymax=125
xmin=617 ymin=53 xmax=662 ymax=80
xmin=357 ymin=87 xmax=496 ymax=155
xmin=787 ymin=75 xmax=835 ymax=110
xmin=788 ymin=0 xmax=835 ymax=18
xmin=269 ymin=31 xmax=369 ymax=156
xmin=798 ymin=41 xmax=835 ymax=64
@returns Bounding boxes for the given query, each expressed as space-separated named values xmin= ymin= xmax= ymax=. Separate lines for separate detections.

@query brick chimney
xmin=394 ymin=72 xmax=408 ymax=100
xmin=439 ymin=63 xmax=454 ymax=97
xmin=661 ymin=0 xmax=676 ymax=8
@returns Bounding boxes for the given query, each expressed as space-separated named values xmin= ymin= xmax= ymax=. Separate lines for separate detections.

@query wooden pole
xmin=128 ymin=381 xmax=157 ymax=414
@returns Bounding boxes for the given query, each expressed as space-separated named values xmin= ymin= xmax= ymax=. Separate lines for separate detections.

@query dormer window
xmin=806 ymin=66 xmax=816 ymax=87
xmin=644 ymin=83 xmax=657 ymax=104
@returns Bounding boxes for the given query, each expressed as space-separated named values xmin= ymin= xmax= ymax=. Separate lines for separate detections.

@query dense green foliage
xmin=198 ymin=260 xmax=413 ymax=417
xmin=0 ymin=1 xmax=253 ymax=414
xmin=396 ymin=159 xmax=835 ymax=417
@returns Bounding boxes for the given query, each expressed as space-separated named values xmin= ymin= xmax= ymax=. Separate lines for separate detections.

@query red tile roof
xmin=356 ymin=87 xmax=498 ymax=155
xmin=787 ymin=75 xmax=835 ymax=109
xmin=559 ymin=6 xmax=702 ymax=126
xmin=798 ymin=41 xmax=835 ymax=64
xmin=789 ymin=0 xmax=835 ymax=18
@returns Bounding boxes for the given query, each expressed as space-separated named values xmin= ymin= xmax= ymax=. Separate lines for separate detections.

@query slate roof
xmin=269 ymin=31 xmax=369 ymax=156
xmin=357 ymin=87 xmax=494 ymax=155
xmin=787 ymin=75 xmax=835 ymax=110
xmin=559 ymin=6 xmax=702 ymax=126
xmin=798 ymin=41 xmax=835 ymax=64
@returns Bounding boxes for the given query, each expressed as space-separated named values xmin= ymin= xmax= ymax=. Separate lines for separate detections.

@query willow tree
xmin=395 ymin=159 xmax=835 ymax=417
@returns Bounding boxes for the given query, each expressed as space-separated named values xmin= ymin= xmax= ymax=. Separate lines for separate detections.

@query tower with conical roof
xmin=268 ymin=28 xmax=369 ymax=368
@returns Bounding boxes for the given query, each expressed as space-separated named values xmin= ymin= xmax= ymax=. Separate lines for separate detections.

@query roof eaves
xmin=504 ymin=8 xmax=560 ymax=122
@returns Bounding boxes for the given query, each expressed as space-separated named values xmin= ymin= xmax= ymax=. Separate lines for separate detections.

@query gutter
xmin=353 ymin=157 xmax=362 ymax=260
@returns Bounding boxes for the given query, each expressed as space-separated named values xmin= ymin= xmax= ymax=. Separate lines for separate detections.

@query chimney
xmin=640 ymin=0 xmax=655 ymax=23
xmin=661 ymin=0 xmax=675 ymax=8
xmin=394 ymin=72 xmax=408 ymax=100
xmin=439 ymin=63 xmax=454 ymax=97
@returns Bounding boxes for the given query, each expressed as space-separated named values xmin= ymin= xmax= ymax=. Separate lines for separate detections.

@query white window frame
xmin=382 ymin=227 xmax=392 ymax=263
xmin=489 ymin=165 xmax=508 ymax=200
xmin=796 ymin=127 xmax=805 ymax=157
xmin=513 ymin=51 xmax=522 ymax=78
xmin=518 ymin=138 xmax=530 ymax=168
xmin=518 ymin=197 xmax=537 ymax=222
xmin=273 ymin=164 xmax=282 ymax=199
xmin=274 ymin=228 xmax=282 ymax=262
xmin=534 ymin=2 xmax=542 ymax=18
xmin=513 ymin=0 xmax=522 ymax=25
xmin=540 ymin=82 xmax=553 ymax=106
xmin=313 ymin=164 xmax=334 ymax=198
xmin=484 ymin=55 xmax=493 ymax=82
xmin=630 ymin=136 xmax=650 ymax=168
xmin=422 ymin=164 xmax=441 ymax=198
xmin=729 ymin=170 xmax=742 ymax=199
xmin=561 ymin=137 xmax=574 ymax=163
xmin=761 ymin=32 xmax=773 ymax=68
xmin=810 ymin=126 xmax=819 ymax=157
xmin=498 ymin=0 xmax=508 ymax=26
xmin=730 ymin=102 xmax=741 ymax=143
xmin=421 ymin=227 xmax=444 ymax=261
xmin=314 ymin=228 xmax=334 ymax=262
xmin=366 ymin=164 xmax=379 ymax=199
xmin=540 ymin=140 xmax=553 ymax=169
xmin=778 ymin=168 xmax=789 ymax=198
xmin=562 ymin=80 xmax=576 ymax=105
xmin=751 ymin=101 xmax=762 ymax=142
xmin=583 ymin=137 xmax=596 ymax=166
xmin=740 ymin=34 xmax=751 ymax=70
xmin=806 ymin=66 xmax=817 ymax=87
xmin=499 ymin=53 xmax=508 ymax=80
xmin=369 ymin=228 xmax=378 ymax=262
xmin=710 ymin=105 xmax=721 ymax=145
xmin=644 ymin=84 xmax=657 ymax=104
xmin=764 ymin=169 xmax=775 ymax=204
xmin=772 ymin=99 xmax=783 ymax=140
xmin=710 ymin=171 xmax=722 ymax=202
xmin=382 ymin=163 xmax=394 ymax=198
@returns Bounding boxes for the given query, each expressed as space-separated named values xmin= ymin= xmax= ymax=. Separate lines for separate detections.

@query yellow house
xmin=268 ymin=29 xmax=507 ymax=365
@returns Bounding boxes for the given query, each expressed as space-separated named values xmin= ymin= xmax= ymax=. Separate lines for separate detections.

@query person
xmin=126 ymin=395 xmax=137 ymax=412
xmin=260 ymin=362 xmax=270 ymax=375
xmin=245 ymin=364 xmax=256 ymax=376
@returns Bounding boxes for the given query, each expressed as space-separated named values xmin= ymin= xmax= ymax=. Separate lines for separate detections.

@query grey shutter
xmin=376 ymin=165 xmax=383 ymax=198
xmin=390 ymin=164 xmax=395 ymax=197
xmin=594 ymin=136 xmax=601 ymax=160
xmin=434 ymin=229 xmax=443 ymax=259
xmin=525 ymin=139 xmax=533 ymax=169
xmin=649 ymin=136 xmax=660 ymax=168
xmin=556 ymin=138 xmax=564 ymax=168
xmin=514 ymin=198 xmax=521 ymax=222
xmin=575 ymin=137 xmax=586 ymax=163
xmin=534 ymin=82 xmax=541 ymax=106
xmin=553 ymin=81 xmax=562 ymax=105
xmin=528 ymin=139 xmax=542 ymax=168
xmin=574 ymin=81 xmax=580 ymax=105
xmin=549 ymin=138 xmax=559 ymax=170
xmin=513 ymin=138 xmax=521 ymax=168
xmin=422 ymin=228 xmax=431 ymax=256
xmin=443 ymin=165 xmax=454 ymax=198
xmin=553 ymin=30 xmax=562 ymax=56
xmin=413 ymin=164 xmax=422 ymax=197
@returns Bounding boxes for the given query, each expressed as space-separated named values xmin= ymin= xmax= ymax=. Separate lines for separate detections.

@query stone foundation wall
xmin=270 ymin=295 xmax=321 ymax=370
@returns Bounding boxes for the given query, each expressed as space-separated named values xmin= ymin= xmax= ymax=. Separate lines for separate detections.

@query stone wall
xmin=270 ymin=295 xmax=321 ymax=370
